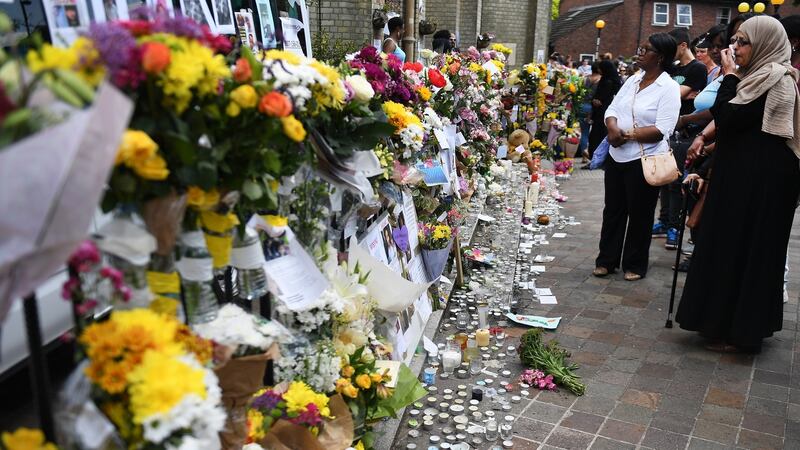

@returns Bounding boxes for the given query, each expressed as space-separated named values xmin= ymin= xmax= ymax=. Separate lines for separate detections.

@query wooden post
xmin=23 ymin=294 xmax=56 ymax=441
xmin=453 ymin=234 xmax=464 ymax=286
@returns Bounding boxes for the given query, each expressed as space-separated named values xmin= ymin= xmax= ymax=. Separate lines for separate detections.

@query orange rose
xmin=141 ymin=42 xmax=171 ymax=74
xmin=233 ymin=58 xmax=252 ymax=83
xmin=258 ymin=91 xmax=293 ymax=118
xmin=448 ymin=61 xmax=461 ymax=75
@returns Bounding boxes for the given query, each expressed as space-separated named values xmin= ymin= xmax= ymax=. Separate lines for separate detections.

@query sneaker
xmin=673 ymin=257 xmax=691 ymax=272
xmin=652 ymin=222 xmax=668 ymax=237
xmin=665 ymin=228 xmax=679 ymax=250
xmin=681 ymin=242 xmax=694 ymax=256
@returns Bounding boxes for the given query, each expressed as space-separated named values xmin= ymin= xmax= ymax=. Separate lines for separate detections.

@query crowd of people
xmin=576 ymin=13 xmax=800 ymax=354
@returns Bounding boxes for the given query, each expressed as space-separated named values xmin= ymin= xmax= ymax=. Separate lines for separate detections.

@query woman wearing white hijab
xmin=676 ymin=15 xmax=800 ymax=353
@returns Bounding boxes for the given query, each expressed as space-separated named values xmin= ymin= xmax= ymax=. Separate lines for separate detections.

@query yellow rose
xmin=186 ymin=186 xmax=220 ymax=209
xmin=370 ymin=373 xmax=383 ymax=383
xmin=342 ymin=365 xmax=355 ymax=378
xmin=1 ymin=428 xmax=56 ymax=450
xmin=132 ymin=154 xmax=169 ymax=180
xmin=116 ymin=130 xmax=157 ymax=166
xmin=281 ymin=115 xmax=307 ymax=142
xmin=355 ymin=373 xmax=372 ymax=389
xmin=335 ymin=378 xmax=351 ymax=393
xmin=343 ymin=384 xmax=359 ymax=398
xmin=230 ymin=84 xmax=258 ymax=109
xmin=225 ymin=102 xmax=241 ymax=117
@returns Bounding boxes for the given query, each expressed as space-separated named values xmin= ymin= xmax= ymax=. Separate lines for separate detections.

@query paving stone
xmin=535 ymin=389 xmax=578 ymax=409
xmin=691 ymin=419 xmax=738 ymax=445
xmin=562 ymin=325 xmax=594 ymax=339
xmin=789 ymin=403 xmax=800 ymax=422
xmin=786 ymin=420 xmax=800 ymax=441
xmin=593 ymin=369 xmax=633 ymax=387
xmin=640 ymin=427 xmax=690 ymax=450
xmin=543 ymin=426 xmax=594 ymax=449
xmin=571 ymin=395 xmax=617 ymax=416
xmin=741 ymin=411 xmax=785 ymax=437
xmin=650 ymin=411 xmax=696 ymax=435
xmin=686 ymin=437 xmax=732 ymax=450
xmin=597 ymin=418 xmax=646 ymax=444
xmin=523 ymin=401 xmax=568 ymax=425
xmin=750 ymin=382 xmax=790 ymax=402
xmin=583 ymin=380 xmax=626 ymax=400
xmin=657 ymin=394 xmax=704 ymax=418
xmin=736 ymin=428 xmax=784 ymax=449
xmin=609 ymin=402 xmax=654 ymax=425
xmin=589 ymin=436 xmax=636 ymax=450
xmin=636 ymin=362 xmax=677 ymax=380
xmin=514 ymin=417 xmax=555 ymax=442
xmin=697 ymin=404 xmax=743 ymax=427
xmin=746 ymin=396 xmax=788 ymax=418
xmin=588 ymin=330 xmax=624 ymax=346
xmin=560 ymin=410 xmax=605 ymax=434
xmin=705 ymin=387 xmax=746 ymax=409
xmin=754 ymin=369 xmax=791 ymax=387
xmin=627 ymin=375 xmax=671 ymax=394
xmin=511 ymin=436 xmax=542 ymax=450
xmin=619 ymin=389 xmax=661 ymax=410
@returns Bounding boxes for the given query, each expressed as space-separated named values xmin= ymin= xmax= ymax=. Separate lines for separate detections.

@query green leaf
xmin=162 ymin=132 xmax=196 ymax=165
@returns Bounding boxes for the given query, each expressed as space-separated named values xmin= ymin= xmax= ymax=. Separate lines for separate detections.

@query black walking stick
xmin=666 ymin=181 xmax=693 ymax=328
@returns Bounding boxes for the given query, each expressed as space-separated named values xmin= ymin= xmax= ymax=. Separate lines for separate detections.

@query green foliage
xmin=518 ymin=328 xmax=586 ymax=396
xmin=552 ymin=0 xmax=561 ymax=20
xmin=311 ymin=30 xmax=362 ymax=65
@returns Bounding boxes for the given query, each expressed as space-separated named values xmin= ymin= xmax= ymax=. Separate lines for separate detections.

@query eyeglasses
xmin=730 ymin=37 xmax=751 ymax=47
xmin=636 ymin=46 xmax=657 ymax=56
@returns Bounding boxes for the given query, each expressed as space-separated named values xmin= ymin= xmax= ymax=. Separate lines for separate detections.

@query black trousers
xmin=658 ymin=135 xmax=691 ymax=229
xmin=596 ymin=157 xmax=661 ymax=276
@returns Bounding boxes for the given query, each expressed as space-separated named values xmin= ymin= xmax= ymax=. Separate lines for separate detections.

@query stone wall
xmin=308 ymin=0 xmax=384 ymax=47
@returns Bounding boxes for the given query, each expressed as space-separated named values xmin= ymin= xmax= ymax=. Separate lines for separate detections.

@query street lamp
xmin=772 ymin=0 xmax=785 ymax=18
xmin=738 ymin=2 xmax=751 ymax=13
xmin=595 ymin=19 xmax=605 ymax=60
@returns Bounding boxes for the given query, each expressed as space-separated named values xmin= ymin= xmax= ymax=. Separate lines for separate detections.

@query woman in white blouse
xmin=593 ymin=33 xmax=682 ymax=281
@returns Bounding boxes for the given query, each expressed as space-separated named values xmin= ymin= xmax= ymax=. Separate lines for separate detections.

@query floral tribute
xmin=246 ymin=381 xmax=333 ymax=443
xmin=418 ymin=222 xmax=452 ymax=250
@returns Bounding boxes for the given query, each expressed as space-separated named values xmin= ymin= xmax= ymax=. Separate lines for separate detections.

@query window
xmin=717 ymin=7 xmax=731 ymax=25
xmin=676 ymin=4 xmax=692 ymax=26
xmin=579 ymin=54 xmax=595 ymax=63
xmin=653 ymin=2 xmax=669 ymax=26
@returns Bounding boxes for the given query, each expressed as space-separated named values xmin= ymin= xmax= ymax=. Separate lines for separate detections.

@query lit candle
xmin=476 ymin=328 xmax=491 ymax=347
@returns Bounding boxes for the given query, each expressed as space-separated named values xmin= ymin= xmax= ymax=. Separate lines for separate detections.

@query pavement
xmin=500 ymin=168 xmax=800 ymax=450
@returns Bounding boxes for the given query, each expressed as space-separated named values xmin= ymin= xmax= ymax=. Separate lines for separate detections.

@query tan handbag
xmin=632 ymin=87 xmax=680 ymax=187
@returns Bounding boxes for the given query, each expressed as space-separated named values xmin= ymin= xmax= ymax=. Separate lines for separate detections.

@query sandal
xmin=624 ymin=272 xmax=642 ymax=281
xmin=592 ymin=267 xmax=610 ymax=277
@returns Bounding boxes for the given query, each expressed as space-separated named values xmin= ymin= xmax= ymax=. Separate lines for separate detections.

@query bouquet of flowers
xmin=519 ymin=368 xmax=557 ymax=391
xmin=75 ymin=308 xmax=225 ymax=448
xmin=349 ymin=46 xmax=418 ymax=106
xmin=247 ymin=381 xmax=353 ymax=450
xmin=382 ymin=100 xmax=425 ymax=160
xmin=419 ymin=222 xmax=453 ymax=281
xmin=335 ymin=347 xmax=393 ymax=447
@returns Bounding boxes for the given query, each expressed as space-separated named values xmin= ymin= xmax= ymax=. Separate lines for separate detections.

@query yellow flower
xmin=26 ymin=37 xmax=105 ymax=87
xmin=343 ymin=384 xmax=359 ymax=398
xmin=355 ymin=373 xmax=372 ymax=389
xmin=186 ymin=186 xmax=220 ymax=209
xmin=281 ymin=115 xmax=307 ymax=142
xmin=247 ymin=409 xmax=266 ymax=442
xmin=342 ymin=365 xmax=355 ymax=377
xmin=492 ymin=60 xmax=505 ymax=70
xmin=230 ymin=84 xmax=258 ymax=109
xmin=131 ymin=154 xmax=170 ymax=180
xmin=226 ymin=101 xmax=241 ymax=117
xmin=264 ymin=49 xmax=303 ymax=65
xmin=127 ymin=350 xmax=207 ymax=424
xmin=525 ymin=64 xmax=536 ymax=75
xmin=283 ymin=381 xmax=331 ymax=417
xmin=417 ymin=86 xmax=432 ymax=102
xmin=149 ymin=297 xmax=180 ymax=317
xmin=265 ymin=215 xmax=288 ymax=227
xmin=568 ymin=83 xmax=577 ymax=93
xmin=370 ymin=372 xmax=383 ymax=383
xmin=1 ymin=428 xmax=56 ymax=450
xmin=469 ymin=62 xmax=483 ymax=73
xmin=353 ymin=441 xmax=366 ymax=450
xmin=116 ymin=130 xmax=170 ymax=181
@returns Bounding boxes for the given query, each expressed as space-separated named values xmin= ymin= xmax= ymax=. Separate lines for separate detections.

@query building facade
xmin=551 ymin=0 xmax=800 ymax=63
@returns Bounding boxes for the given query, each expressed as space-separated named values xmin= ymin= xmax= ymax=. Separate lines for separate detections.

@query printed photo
xmin=179 ymin=0 xmax=215 ymax=32
xmin=211 ymin=0 xmax=235 ymax=34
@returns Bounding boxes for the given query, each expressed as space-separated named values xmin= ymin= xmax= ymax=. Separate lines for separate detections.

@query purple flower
xmin=364 ymin=63 xmax=388 ymax=83
xmin=251 ymin=390 xmax=283 ymax=412
xmin=458 ymin=107 xmax=478 ymax=123
xmin=153 ymin=13 xmax=206 ymax=40
xmin=68 ymin=240 xmax=100 ymax=272
xmin=87 ymin=23 xmax=144 ymax=89
xmin=289 ymin=403 xmax=323 ymax=427
xmin=357 ymin=46 xmax=380 ymax=64
xmin=343 ymin=80 xmax=355 ymax=102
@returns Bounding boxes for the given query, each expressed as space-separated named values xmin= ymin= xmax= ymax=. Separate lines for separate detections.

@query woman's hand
xmin=607 ymin=127 xmax=626 ymax=147
xmin=683 ymin=173 xmax=706 ymax=194
xmin=721 ymin=48 xmax=737 ymax=76
xmin=687 ymin=135 xmax=706 ymax=160
xmin=592 ymin=99 xmax=602 ymax=108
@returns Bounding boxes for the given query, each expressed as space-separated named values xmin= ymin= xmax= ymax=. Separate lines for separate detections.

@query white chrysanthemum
xmin=193 ymin=304 xmax=291 ymax=352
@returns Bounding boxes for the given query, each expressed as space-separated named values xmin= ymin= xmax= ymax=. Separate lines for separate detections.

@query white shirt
xmin=604 ymin=71 xmax=681 ymax=163
xmin=578 ymin=64 xmax=592 ymax=76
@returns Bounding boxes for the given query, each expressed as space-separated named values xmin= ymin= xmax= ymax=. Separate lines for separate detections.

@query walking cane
xmin=666 ymin=182 xmax=693 ymax=328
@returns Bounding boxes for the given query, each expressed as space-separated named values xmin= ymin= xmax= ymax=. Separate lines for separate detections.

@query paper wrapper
xmin=259 ymin=394 xmax=353 ymax=450
xmin=0 ymin=82 xmax=133 ymax=321
xmin=141 ymin=191 xmax=187 ymax=256
xmin=421 ymin=240 xmax=454 ymax=282
xmin=199 ymin=211 xmax=239 ymax=269
xmin=215 ymin=344 xmax=280 ymax=450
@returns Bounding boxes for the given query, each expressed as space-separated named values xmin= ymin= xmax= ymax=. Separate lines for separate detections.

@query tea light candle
xmin=457 ymin=384 xmax=468 ymax=390
xmin=408 ymin=419 xmax=420 ymax=428
xmin=425 ymin=408 xmax=438 ymax=416
xmin=428 ymin=387 xmax=438 ymax=395
xmin=457 ymin=391 xmax=468 ymax=398
xmin=442 ymin=426 xmax=454 ymax=435
xmin=454 ymin=398 xmax=464 ymax=405
xmin=443 ymin=395 xmax=454 ymax=402
xmin=429 ymin=436 xmax=441 ymax=444
xmin=423 ymin=415 xmax=434 ymax=422
xmin=455 ymin=424 xmax=467 ymax=432
xmin=453 ymin=415 xmax=469 ymax=425
xmin=439 ymin=402 xmax=450 ymax=412
xmin=501 ymin=370 xmax=512 ymax=378
xmin=476 ymin=328 xmax=491 ymax=347
xmin=503 ymin=440 xmax=514 ymax=448
xmin=449 ymin=405 xmax=464 ymax=414
xmin=520 ymin=390 xmax=530 ymax=397
xmin=446 ymin=435 xmax=457 ymax=443
xmin=456 ymin=369 xmax=469 ymax=379
xmin=443 ymin=389 xmax=454 ymax=395
xmin=414 ymin=402 xmax=424 ymax=409
xmin=409 ymin=409 xmax=420 ymax=417
xmin=423 ymin=420 xmax=434 ymax=430
xmin=485 ymin=411 xmax=496 ymax=418
xmin=468 ymin=405 xmax=479 ymax=412
xmin=472 ymin=411 xmax=483 ymax=420
xmin=405 ymin=443 xmax=417 ymax=449
xmin=502 ymin=404 xmax=512 ymax=412
xmin=427 ymin=397 xmax=438 ymax=405
xmin=438 ymin=412 xmax=450 ymax=423
xmin=472 ymin=437 xmax=483 ymax=446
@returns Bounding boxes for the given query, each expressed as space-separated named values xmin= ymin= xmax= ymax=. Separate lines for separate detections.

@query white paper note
xmin=535 ymin=288 xmax=552 ymax=296
xmin=539 ymin=295 xmax=558 ymax=305
xmin=552 ymin=232 xmax=567 ymax=238
xmin=264 ymin=231 xmax=330 ymax=311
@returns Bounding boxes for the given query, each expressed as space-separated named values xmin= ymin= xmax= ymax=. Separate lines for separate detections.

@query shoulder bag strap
xmin=632 ymin=83 xmax=645 ymax=158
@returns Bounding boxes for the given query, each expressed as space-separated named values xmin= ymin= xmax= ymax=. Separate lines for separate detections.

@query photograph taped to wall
xmin=254 ymin=0 xmax=278 ymax=49
xmin=43 ymin=0 xmax=91 ymax=46
xmin=236 ymin=10 xmax=258 ymax=49
xmin=211 ymin=0 xmax=235 ymax=34
xmin=148 ymin=0 xmax=175 ymax=17
xmin=179 ymin=0 xmax=215 ymax=32
xmin=90 ymin=0 xmax=128 ymax=21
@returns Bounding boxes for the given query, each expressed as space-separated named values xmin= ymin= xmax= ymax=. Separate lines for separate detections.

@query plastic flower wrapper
xmin=194 ymin=303 xmax=292 ymax=356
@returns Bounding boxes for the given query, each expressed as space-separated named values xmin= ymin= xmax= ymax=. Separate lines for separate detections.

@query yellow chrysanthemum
xmin=27 ymin=37 xmax=106 ymax=86
xmin=115 ymin=129 xmax=170 ymax=181
xmin=282 ymin=381 xmax=331 ymax=418
xmin=1 ymin=428 xmax=56 ymax=450
xmin=247 ymin=409 xmax=266 ymax=442
xmin=417 ymin=86 xmax=432 ymax=102
xmin=264 ymin=49 xmax=303 ymax=65
xmin=310 ymin=60 xmax=346 ymax=111
xmin=127 ymin=350 xmax=207 ymax=423
xmin=468 ymin=62 xmax=483 ymax=73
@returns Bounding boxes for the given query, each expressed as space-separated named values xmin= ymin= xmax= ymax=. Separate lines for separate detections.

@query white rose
xmin=346 ymin=74 xmax=375 ymax=103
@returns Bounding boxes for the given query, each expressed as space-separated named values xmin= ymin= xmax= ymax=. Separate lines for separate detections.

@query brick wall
xmin=554 ymin=0 xmax=800 ymax=62
xmin=308 ymin=0 xmax=377 ymax=46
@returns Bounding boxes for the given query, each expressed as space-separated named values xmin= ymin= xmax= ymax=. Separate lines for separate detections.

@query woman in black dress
xmin=587 ymin=60 xmax=622 ymax=158
xmin=676 ymin=16 xmax=800 ymax=352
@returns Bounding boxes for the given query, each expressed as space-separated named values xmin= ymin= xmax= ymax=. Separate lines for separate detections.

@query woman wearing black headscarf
xmin=587 ymin=60 xmax=622 ymax=158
